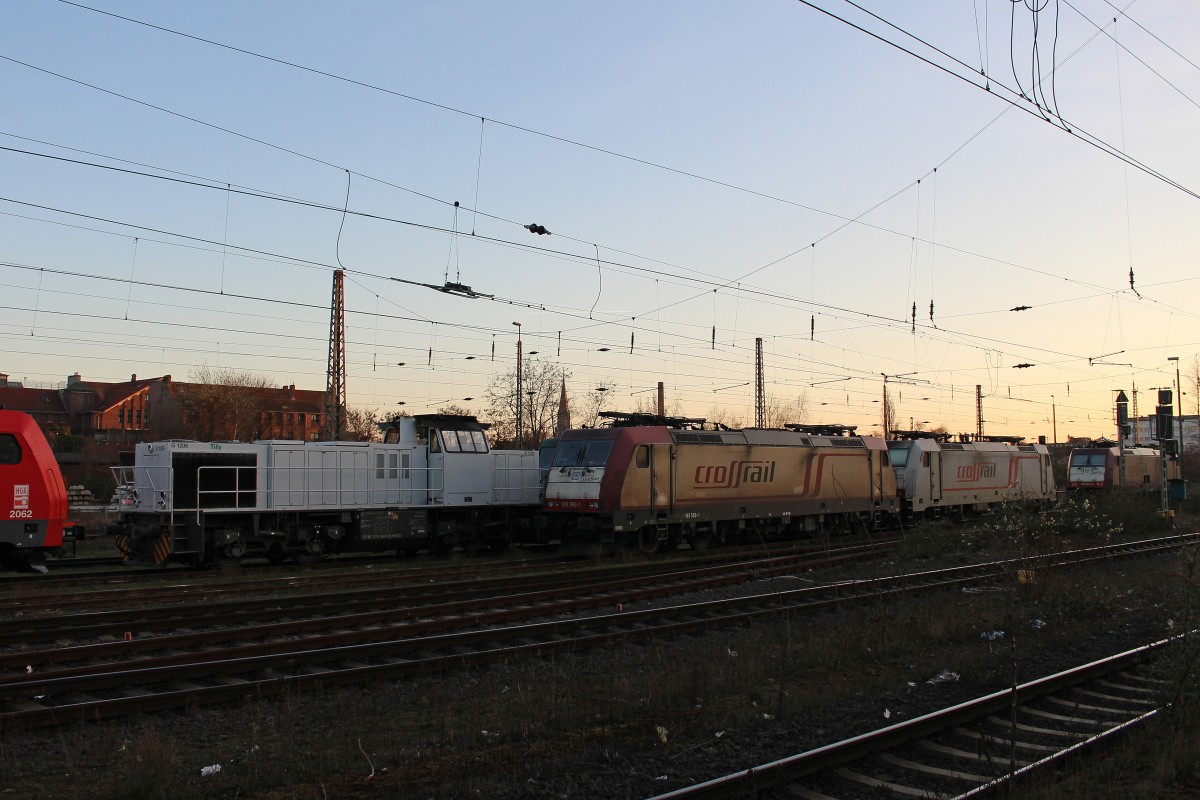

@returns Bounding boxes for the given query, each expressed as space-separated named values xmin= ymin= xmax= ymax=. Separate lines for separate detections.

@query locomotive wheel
xmin=214 ymin=542 xmax=244 ymax=568
xmin=637 ymin=527 xmax=666 ymax=555
xmin=293 ymin=538 xmax=325 ymax=565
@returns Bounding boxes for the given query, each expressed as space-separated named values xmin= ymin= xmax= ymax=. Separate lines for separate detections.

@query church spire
xmin=555 ymin=377 xmax=571 ymax=435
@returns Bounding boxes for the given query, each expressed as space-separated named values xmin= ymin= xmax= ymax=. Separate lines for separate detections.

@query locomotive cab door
xmin=371 ymin=447 xmax=415 ymax=505
xmin=647 ymin=444 xmax=673 ymax=514
xmin=927 ymin=449 xmax=942 ymax=506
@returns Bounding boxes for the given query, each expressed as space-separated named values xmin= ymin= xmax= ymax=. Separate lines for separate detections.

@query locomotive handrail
xmin=490 ymin=460 xmax=543 ymax=503
xmin=186 ymin=463 xmax=464 ymax=515
xmin=195 ymin=464 xmax=257 ymax=520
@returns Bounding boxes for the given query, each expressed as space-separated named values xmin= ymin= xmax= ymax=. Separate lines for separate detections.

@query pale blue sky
xmin=2 ymin=0 xmax=1198 ymax=440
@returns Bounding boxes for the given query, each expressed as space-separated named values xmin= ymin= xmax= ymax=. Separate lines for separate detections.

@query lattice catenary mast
xmin=755 ymin=337 xmax=765 ymax=428
xmin=975 ymin=384 xmax=983 ymax=440
xmin=324 ymin=269 xmax=347 ymax=441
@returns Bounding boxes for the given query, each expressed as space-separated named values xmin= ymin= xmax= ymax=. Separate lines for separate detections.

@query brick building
xmin=0 ymin=372 xmax=327 ymax=444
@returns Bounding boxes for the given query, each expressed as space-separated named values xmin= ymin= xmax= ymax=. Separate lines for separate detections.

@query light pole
xmin=1051 ymin=394 xmax=1057 ymax=444
xmin=513 ymin=322 xmax=523 ymax=447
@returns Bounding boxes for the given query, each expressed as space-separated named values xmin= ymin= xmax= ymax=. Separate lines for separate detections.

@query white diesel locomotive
xmin=113 ymin=414 xmax=542 ymax=566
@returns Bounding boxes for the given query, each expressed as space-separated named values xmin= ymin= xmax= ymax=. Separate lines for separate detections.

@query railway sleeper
xmin=877 ymin=752 xmax=996 ymax=784
xmin=919 ymin=739 xmax=1032 ymax=767
xmin=164 ymin=682 xmax=206 ymax=692
xmin=952 ymin=727 xmax=1058 ymax=754
xmin=832 ymin=766 xmax=936 ymax=798
xmin=985 ymin=715 xmax=1090 ymax=739
xmin=5 ymin=701 xmax=50 ymax=713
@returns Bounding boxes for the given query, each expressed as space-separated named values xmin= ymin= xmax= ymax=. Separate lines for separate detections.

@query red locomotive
xmin=0 ymin=410 xmax=73 ymax=572
xmin=543 ymin=414 xmax=898 ymax=552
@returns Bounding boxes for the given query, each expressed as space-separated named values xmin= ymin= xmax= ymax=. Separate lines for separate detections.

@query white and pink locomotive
xmin=886 ymin=432 xmax=1056 ymax=517
xmin=113 ymin=414 xmax=542 ymax=565
xmin=1067 ymin=443 xmax=1178 ymax=491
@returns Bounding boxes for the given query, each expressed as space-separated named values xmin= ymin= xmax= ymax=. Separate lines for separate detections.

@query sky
xmin=1 ymin=0 xmax=1198 ymax=442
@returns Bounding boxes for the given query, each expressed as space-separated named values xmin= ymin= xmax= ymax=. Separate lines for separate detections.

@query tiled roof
xmin=0 ymin=387 xmax=67 ymax=414
xmin=66 ymin=378 xmax=157 ymax=413
xmin=170 ymin=383 xmax=325 ymax=412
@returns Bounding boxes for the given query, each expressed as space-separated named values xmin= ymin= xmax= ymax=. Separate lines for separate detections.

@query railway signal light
xmin=1156 ymin=405 xmax=1175 ymax=441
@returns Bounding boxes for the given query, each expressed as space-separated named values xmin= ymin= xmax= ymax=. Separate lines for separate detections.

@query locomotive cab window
xmin=552 ymin=439 xmax=585 ymax=467
xmin=635 ymin=445 xmax=649 ymax=469
xmin=552 ymin=438 xmax=614 ymax=468
xmin=583 ymin=440 xmax=614 ymax=466
xmin=886 ymin=445 xmax=908 ymax=467
xmin=442 ymin=430 xmax=486 ymax=453
xmin=0 ymin=434 xmax=20 ymax=465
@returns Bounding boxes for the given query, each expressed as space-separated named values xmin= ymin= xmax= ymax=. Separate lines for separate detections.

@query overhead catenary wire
xmin=4 ymin=3 xmax=1190 ymax=436
xmin=793 ymin=0 xmax=1200 ymax=201
xmin=0 ymin=141 xmax=1132 ymax=313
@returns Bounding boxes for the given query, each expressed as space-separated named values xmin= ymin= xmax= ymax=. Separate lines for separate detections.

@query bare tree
xmin=435 ymin=403 xmax=474 ymax=417
xmin=631 ymin=394 xmax=685 ymax=417
xmin=174 ymin=363 xmax=276 ymax=441
xmin=577 ymin=381 xmax=617 ymax=429
xmin=705 ymin=403 xmax=746 ymax=430
xmin=882 ymin=384 xmax=899 ymax=437
xmin=1190 ymin=355 xmax=1200 ymax=418
xmin=344 ymin=406 xmax=382 ymax=442
xmin=761 ymin=391 xmax=809 ymax=429
xmin=484 ymin=358 xmax=571 ymax=448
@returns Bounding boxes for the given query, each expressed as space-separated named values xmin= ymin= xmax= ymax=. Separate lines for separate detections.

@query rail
xmin=645 ymin=637 xmax=1178 ymax=800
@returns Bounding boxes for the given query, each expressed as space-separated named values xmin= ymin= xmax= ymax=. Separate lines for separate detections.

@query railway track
xmin=646 ymin=638 xmax=1175 ymax=800
xmin=0 ymin=540 xmax=891 ymax=649
xmin=0 ymin=534 xmax=1192 ymax=728
xmin=0 ymin=535 xmax=870 ymax=589
xmin=0 ymin=536 xmax=897 ymax=619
